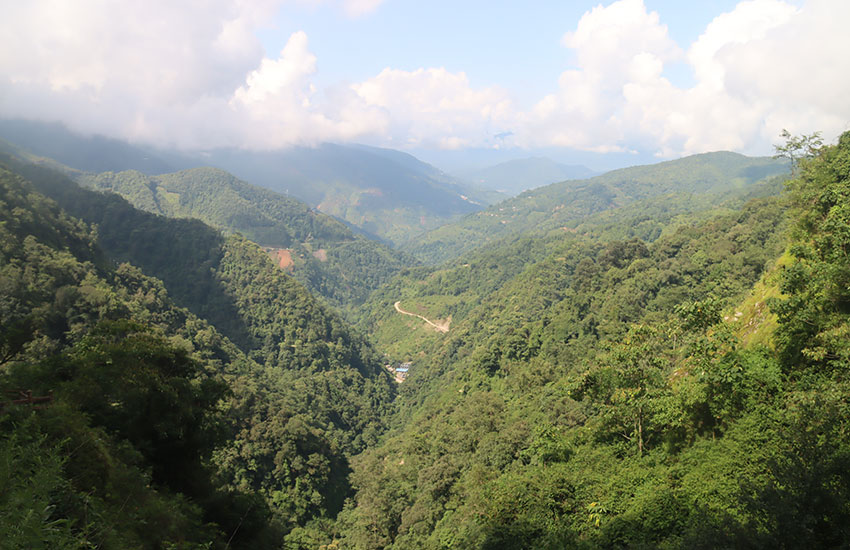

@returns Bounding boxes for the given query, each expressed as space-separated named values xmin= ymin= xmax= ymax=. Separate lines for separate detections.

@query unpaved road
xmin=394 ymin=301 xmax=450 ymax=333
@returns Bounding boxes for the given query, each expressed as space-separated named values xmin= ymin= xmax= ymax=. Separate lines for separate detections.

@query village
xmin=384 ymin=361 xmax=411 ymax=383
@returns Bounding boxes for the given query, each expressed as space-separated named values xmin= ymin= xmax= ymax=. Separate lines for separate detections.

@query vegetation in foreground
xmin=2 ymin=131 xmax=850 ymax=549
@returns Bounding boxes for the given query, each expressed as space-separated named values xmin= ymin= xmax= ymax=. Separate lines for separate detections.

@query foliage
xmin=404 ymin=151 xmax=789 ymax=264
xmin=6 ymin=129 xmax=850 ymax=549
xmin=77 ymin=167 xmax=413 ymax=312
xmin=0 ymin=157 xmax=395 ymax=546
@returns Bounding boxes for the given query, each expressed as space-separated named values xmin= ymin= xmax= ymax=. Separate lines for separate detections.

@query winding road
xmin=394 ymin=301 xmax=450 ymax=333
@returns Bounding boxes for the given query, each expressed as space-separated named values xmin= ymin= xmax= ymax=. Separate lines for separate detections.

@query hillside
xmin=457 ymin=157 xmax=597 ymax=196
xmin=187 ymin=143 xmax=499 ymax=245
xmin=0 ymin=119 xmax=499 ymax=246
xmin=0 ymin=155 xmax=397 ymax=546
xmin=4 ymin=130 xmax=850 ymax=550
xmin=357 ymin=172 xmax=787 ymax=361
xmin=404 ymin=151 xmax=790 ymax=264
xmin=76 ymin=166 xmax=413 ymax=311
xmin=333 ymin=134 xmax=850 ymax=549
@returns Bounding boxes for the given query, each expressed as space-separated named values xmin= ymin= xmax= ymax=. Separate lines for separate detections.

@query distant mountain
xmin=457 ymin=157 xmax=598 ymax=196
xmin=0 ymin=119 xmax=499 ymax=246
xmin=0 ymin=118 xmax=174 ymax=174
xmin=182 ymin=144 xmax=502 ymax=245
xmin=403 ymin=151 xmax=790 ymax=264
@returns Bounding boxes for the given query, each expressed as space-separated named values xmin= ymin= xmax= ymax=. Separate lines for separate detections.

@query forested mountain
xmin=331 ymin=133 xmax=850 ymax=548
xmin=0 ymin=119 xmax=499 ymax=246
xmin=0 ymin=156 xmax=396 ymax=547
xmin=178 ymin=144 xmax=499 ymax=245
xmin=4 ymin=126 xmax=850 ymax=550
xmin=358 ymin=171 xmax=787 ymax=362
xmin=457 ymin=157 xmax=598 ymax=196
xmin=404 ymin=151 xmax=789 ymax=264
xmin=75 ymin=166 xmax=412 ymax=312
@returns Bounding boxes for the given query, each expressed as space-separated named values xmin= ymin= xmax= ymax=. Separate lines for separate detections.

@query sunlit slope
xmin=77 ymin=166 xmax=414 ymax=310
xmin=404 ymin=151 xmax=789 ymax=264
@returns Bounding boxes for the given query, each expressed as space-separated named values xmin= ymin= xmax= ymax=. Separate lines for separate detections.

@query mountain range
xmin=3 ymin=119 xmax=850 ymax=549
xmin=456 ymin=157 xmax=598 ymax=196
xmin=0 ymin=119 xmax=500 ymax=245
xmin=404 ymin=150 xmax=790 ymax=264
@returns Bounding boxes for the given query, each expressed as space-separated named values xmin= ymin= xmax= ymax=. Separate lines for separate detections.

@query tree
xmin=773 ymin=129 xmax=824 ymax=170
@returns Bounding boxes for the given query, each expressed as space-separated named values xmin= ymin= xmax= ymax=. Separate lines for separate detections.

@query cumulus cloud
xmin=228 ymin=31 xmax=388 ymax=147
xmin=0 ymin=0 xmax=266 ymax=147
xmin=514 ymin=0 xmax=682 ymax=152
xmin=0 ymin=0 xmax=847 ymax=156
xmin=522 ymin=0 xmax=850 ymax=156
xmin=351 ymin=68 xmax=515 ymax=149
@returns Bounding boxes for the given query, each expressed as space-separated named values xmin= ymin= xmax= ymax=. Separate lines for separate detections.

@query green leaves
xmin=773 ymin=131 xmax=850 ymax=372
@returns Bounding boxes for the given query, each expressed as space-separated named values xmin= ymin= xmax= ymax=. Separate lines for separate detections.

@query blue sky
xmin=258 ymin=1 xmax=743 ymax=100
xmin=1 ymin=0 xmax=844 ymax=171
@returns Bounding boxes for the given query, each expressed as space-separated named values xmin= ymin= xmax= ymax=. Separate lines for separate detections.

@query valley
xmin=2 ymin=2 xmax=846 ymax=548
xmin=2 ymin=124 xmax=850 ymax=550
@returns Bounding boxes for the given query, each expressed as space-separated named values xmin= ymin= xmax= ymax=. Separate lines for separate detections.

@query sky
xmin=1 ymin=0 xmax=848 ymax=170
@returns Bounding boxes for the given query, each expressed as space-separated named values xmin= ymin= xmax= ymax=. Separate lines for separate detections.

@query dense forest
xmin=404 ymin=152 xmax=789 ymax=264
xmin=76 ymin=166 xmax=413 ymax=313
xmin=2 ymin=129 xmax=850 ymax=549
xmin=0 ymin=158 xmax=395 ymax=547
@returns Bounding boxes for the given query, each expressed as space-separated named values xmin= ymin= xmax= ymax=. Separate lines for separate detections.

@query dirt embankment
xmin=264 ymin=247 xmax=294 ymax=270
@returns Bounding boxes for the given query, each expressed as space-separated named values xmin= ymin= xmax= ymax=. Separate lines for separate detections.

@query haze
xmin=1 ymin=0 xmax=847 ymax=170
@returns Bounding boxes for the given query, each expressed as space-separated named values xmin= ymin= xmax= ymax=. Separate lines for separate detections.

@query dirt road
xmin=394 ymin=301 xmax=450 ymax=333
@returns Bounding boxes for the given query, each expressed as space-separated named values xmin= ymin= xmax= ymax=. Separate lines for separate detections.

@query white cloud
xmin=516 ymin=0 xmax=682 ymax=152
xmin=522 ymin=0 xmax=850 ymax=157
xmin=0 ymin=0 xmax=847 ymax=157
xmin=293 ymin=0 xmax=386 ymax=17
xmin=0 ymin=0 xmax=389 ymax=149
xmin=0 ymin=0 xmax=267 ymax=146
xmin=351 ymin=67 xmax=515 ymax=149
xmin=342 ymin=0 xmax=386 ymax=17
xmin=228 ymin=31 xmax=387 ymax=148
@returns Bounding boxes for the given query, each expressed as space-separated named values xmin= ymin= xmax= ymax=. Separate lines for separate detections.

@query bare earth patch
xmin=394 ymin=301 xmax=450 ymax=333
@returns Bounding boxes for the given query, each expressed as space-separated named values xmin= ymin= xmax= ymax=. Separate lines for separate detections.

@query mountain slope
xmin=0 ymin=155 xmax=397 ymax=543
xmin=188 ymin=143 xmax=496 ymax=245
xmin=337 ymin=134 xmax=850 ymax=550
xmin=404 ymin=151 xmax=790 ymax=264
xmin=76 ymin=166 xmax=413 ymax=311
xmin=458 ymin=157 xmax=598 ymax=196
xmin=0 ymin=162 xmax=280 ymax=547
xmin=0 ymin=119 xmax=497 ymax=246
xmin=338 ymin=193 xmax=798 ymax=548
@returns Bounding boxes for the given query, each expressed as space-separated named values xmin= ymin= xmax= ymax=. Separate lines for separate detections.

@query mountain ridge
xmin=403 ymin=150 xmax=790 ymax=264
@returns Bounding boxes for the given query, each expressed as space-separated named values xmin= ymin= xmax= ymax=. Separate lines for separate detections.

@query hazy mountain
xmin=0 ymin=118 xmax=174 ymax=174
xmin=457 ymin=157 xmax=598 ymax=196
xmin=182 ymin=144 xmax=502 ymax=245
xmin=0 ymin=119 xmax=499 ymax=246
xmin=404 ymin=151 xmax=790 ymax=264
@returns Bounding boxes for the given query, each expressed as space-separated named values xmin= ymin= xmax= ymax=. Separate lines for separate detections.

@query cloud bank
xmin=1 ymin=0 xmax=847 ymax=156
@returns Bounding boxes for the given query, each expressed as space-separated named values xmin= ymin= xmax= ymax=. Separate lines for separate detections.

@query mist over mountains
xmin=456 ymin=157 xmax=599 ymax=196
xmin=0 ymin=119 xmax=501 ymax=246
